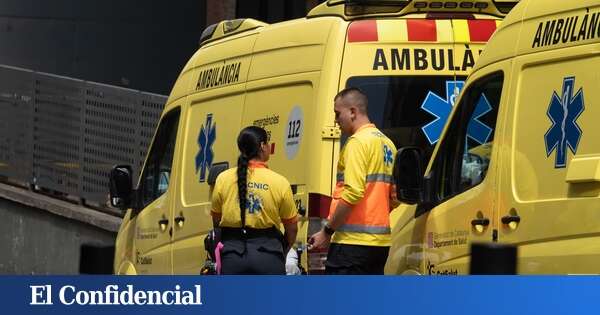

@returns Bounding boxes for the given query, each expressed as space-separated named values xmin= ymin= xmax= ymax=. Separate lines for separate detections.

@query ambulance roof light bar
xmin=199 ymin=18 xmax=268 ymax=47
xmin=309 ymin=0 xmax=520 ymax=19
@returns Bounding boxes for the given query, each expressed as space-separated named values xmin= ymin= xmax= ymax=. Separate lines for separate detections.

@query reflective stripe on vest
xmin=336 ymin=173 xmax=394 ymax=184
xmin=329 ymin=180 xmax=392 ymax=232
xmin=337 ymin=223 xmax=391 ymax=234
xmin=365 ymin=173 xmax=394 ymax=184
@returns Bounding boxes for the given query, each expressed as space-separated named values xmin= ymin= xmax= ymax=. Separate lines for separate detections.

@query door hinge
xmin=321 ymin=125 xmax=341 ymax=139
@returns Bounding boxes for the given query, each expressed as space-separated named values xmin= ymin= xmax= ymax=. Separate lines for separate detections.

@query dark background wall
xmin=0 ymin=0 xmax=206 ymax=95
xmin=0 ymin=0 xmax=325 ymax=95
xmin=236 ymin=0 xmax=308 ymax=24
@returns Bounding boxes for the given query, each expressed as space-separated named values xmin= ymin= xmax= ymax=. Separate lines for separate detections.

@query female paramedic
xmin=211 ymin=126 xmax=298 ymax=274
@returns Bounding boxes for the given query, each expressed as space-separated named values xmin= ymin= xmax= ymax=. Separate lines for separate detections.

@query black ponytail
xmin=236 ymin=126 xmax=268 ymax=227
xmin=236 ymin=155 xmax=249 ymax=220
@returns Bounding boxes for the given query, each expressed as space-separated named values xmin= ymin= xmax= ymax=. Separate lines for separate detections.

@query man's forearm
xmin=283 ymin=223 xmax=298 ymax=251
xmin=328 ymin=201 xmax=353 ymax=230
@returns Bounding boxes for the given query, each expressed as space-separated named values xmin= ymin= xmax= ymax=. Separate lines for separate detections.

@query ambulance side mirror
xmin=393 ymin=147 xmax=424 ymax=205
xmin=109 ymin=165 xmax=133 ymax=211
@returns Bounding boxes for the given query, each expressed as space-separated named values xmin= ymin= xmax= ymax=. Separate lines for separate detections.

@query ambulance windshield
xmin=346 ymin=75 xmax=466 ymax=165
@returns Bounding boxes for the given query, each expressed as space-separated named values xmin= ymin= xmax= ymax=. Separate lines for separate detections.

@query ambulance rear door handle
xmin=158 ymin=218 xmax=169 ymax=232
xmin=501 ymin=215 xmax=521 ymax=225
xmin=174 ymin=215 xmax=185 ymax=228
xmin=471 ymin=218 xmax=490 ymax=227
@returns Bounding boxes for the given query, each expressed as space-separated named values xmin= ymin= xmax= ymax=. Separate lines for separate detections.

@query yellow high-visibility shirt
xmin=211 ymin=161 xmax=298 ymax=229
xmin=329 ymin=124 xmax=397 ymax=246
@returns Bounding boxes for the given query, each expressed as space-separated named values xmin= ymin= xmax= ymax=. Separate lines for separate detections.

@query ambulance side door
xmin=171 ymin=91 xmax=245 ymax=274
xmin=133 ymin=108 xmax=181 ymax=274
xmin=499 ymin=42 xmax=600 ymax=274
xmin=415 ymin=65 xmax=508 ymax=274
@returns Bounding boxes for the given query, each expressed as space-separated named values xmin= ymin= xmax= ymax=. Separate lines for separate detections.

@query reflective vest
xmin=329 ymin=124 xmax=397 ymax=247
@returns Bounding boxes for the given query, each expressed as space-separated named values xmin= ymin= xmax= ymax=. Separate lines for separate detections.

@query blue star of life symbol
xmin=383 ymin=144 xmax=393 ymax=167
xmin=246 ymin=193 xmax=263 ymax=214
xmin=467 ymin=94 xmax=493 ymax=145
xmin=544 ymin=77 xmax=585 ymax=168
xmin=421 ymin=80 xmax=493 ymax=145
xmin=195 ymin=113 xmax=216 ymax=182
xmin=421 ymin=81 xmax=465 ymax=144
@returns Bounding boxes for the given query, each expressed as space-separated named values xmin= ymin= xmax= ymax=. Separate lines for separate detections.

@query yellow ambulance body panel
xmin=386 ymin=0 xmax=600 ymax=275
xmin=113 ymin=0 xmax=517 ymax=274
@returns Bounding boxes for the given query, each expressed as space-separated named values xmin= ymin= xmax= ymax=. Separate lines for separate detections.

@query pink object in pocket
xmin=215 ymin=242 xmax=224 ymax=275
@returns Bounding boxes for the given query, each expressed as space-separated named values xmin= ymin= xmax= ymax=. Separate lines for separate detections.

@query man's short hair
xmin=334 ymin=87 xmax=368 ymax=113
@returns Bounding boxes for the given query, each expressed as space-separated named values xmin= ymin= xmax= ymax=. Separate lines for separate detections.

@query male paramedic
xmin=309 ymin=87 xmax=397 ymax=275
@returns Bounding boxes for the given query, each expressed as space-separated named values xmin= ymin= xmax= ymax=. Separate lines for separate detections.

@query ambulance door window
xmin=429 ymin=72 xmax=503 ymax=200
xmin=139 ymin=108 xmax=180 ymax=208
xmin=346 ymin=75 xmax=465 ymax=165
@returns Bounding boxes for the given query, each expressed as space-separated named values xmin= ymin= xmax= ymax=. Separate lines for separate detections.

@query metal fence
xmin=0 ymin=65 xmax=165 ymax=212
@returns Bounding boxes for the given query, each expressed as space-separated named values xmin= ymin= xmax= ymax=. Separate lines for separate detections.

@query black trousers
xmin=220 ymin=229 xmax=285 ymax=275
xmin=325 ymin=243 xmax=390 ymax=275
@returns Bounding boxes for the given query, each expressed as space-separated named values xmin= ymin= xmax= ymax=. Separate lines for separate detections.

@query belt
xmin=221 ymin=226 xmax=282 ymax=240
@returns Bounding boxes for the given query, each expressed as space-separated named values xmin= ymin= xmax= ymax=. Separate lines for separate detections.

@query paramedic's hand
xmin=308 ymin=229 xmax=330 ymax=251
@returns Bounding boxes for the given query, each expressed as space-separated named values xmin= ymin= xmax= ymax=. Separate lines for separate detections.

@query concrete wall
xmin=0 ymin=191 xmax=118 ymax=274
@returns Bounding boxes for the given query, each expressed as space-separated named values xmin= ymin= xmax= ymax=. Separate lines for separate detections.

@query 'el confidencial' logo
xmin=544 ymin=77 xmax=584 ymax=168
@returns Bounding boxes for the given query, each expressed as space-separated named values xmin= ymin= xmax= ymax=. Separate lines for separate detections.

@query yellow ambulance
xmin=109 ymin=0 xmax=518 ymax=274
xmin=387 ymin=0 xmax=600 ymax=275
